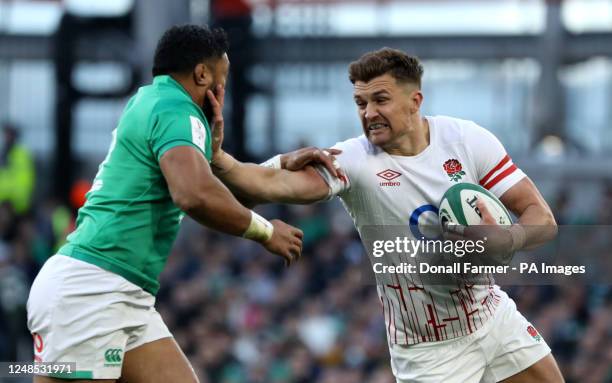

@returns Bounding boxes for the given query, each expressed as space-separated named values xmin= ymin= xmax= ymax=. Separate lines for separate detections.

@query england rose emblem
xmin=527 ymin=325 xmax=542 ymax=342
xmin=443 ymin=159 xmax=465 ymax=182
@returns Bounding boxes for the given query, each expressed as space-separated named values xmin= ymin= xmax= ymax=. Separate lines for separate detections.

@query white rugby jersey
xmin=326 ymin=115 xmax=525 ymax=345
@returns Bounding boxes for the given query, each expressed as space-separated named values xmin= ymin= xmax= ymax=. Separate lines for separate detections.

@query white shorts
xmin=27 ymin=254 xmax=172 ymax=380
xmin=389 ymin=291 xmax=551 ymax=383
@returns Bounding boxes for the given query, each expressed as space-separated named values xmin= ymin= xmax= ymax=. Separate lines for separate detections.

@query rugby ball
xmin=439 ymin=183 xmax=512 ymax=226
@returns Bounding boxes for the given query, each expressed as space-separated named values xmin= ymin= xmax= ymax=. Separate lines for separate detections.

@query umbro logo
xmin=376 ymin=169 xmax=401 ymax=186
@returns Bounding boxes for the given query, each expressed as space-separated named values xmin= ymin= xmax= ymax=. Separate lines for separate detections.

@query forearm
xmin=212 ymin=151 xmax=328 ymax=204
xmin=178 ymin=178 xmax=274 ymax=244
xmin=161 ymin=147 xmax=272 ymax=241
xmin=498 ymin=178 xmax=558 ymax=252
xmin=213 ymin=156 xmax=281 ymax=204
xmin=515 ymin=203 xmax=558 ymax=250
xmin=225 ymin=164 xmax=324 ymax=204
xmin=181 ymin=176 xmax=252 ymax=236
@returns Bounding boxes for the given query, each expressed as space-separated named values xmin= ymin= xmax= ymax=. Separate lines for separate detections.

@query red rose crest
xmin=527 ymin=325 xmax=542 ymax=342
xmin=443 ymin=159 xmax=465 ymax=182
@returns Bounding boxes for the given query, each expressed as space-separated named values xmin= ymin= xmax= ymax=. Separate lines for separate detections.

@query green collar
xmin=152 ymin=75 xmax=209 ymax=128
xmin=153 ymin=75 xmax=192 ymax=100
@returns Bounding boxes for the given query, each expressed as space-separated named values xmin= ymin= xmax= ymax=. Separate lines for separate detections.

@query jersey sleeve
xmin=150 ymin=112 xmax=209 ymax=162
xmin=464 ymin=123 xmax=526 ymax=198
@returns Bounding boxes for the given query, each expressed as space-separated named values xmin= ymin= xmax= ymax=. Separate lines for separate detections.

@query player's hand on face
xmin=281 ymin=147 xmax=345 ymax=178
xmin=262 ymin=220 xmax=303 ymax=266
xmin=206 ymin=84 xmax=226 ymax=161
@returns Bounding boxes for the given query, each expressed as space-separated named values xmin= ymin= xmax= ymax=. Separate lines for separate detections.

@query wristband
xmin=260 ymin=154 xmax=282 ymax=169
xmin=242 ymin=211 xmax=274 ymax=243
xmin=509 ymin=224 xmax=527 ymax=252
xmin=211 ymin=151 xmax=238 ymax=174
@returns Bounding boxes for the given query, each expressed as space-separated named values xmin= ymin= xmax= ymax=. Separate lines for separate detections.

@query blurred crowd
xmin=0 ymin=127 xmax=611 ymax=382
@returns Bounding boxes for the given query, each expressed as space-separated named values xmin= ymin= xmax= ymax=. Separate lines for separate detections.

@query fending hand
xmin=206 ymin=85 xmax=226 ymax=162
xmin=281 ymin=147 xmax=344 ymax=178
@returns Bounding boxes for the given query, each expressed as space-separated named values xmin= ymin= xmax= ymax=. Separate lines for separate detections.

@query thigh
xmin=118 ymin=337 xmax=198 ymax=383
xmin=390 ymin=338 xmax=487 ymax=383
xmin=482 ymin=297 xmax=560 ymax=382
xmin=500 ymin=353 xmax=563 ymax=383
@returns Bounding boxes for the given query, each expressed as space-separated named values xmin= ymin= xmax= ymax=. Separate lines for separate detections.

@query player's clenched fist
xmin=263 ymin=220 xmax=303 ymax=266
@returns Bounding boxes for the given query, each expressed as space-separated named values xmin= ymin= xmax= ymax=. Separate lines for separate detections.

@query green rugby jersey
xmin=59 ymin=75 xmax=212 ymax=295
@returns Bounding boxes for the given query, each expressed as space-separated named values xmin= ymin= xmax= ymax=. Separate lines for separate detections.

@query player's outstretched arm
xmin=160 ymin=145 xmax=303 ymax=265
xmin=205 ymin=85 xmax=343 ymax=205
xmin=213 ymin=152 xmax=333 ymax=205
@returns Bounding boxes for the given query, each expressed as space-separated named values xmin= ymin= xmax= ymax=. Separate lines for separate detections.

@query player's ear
xmin=193 ymin=63 xmax=212 ymax=88
xmin=410 ymin=89 xmax=424 ymax=113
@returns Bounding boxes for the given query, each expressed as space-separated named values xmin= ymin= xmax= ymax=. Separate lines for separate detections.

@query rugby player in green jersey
xmin=26 ymin=25 xmax=339 ymax=383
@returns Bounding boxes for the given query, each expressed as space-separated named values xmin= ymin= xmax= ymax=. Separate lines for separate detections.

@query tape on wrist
xmin=242 ymin=211 xmax=274 ymax=243
xmin=509 ymin=224 xmax=527 ymax=252
xmin=314 ymin=150 xmax=350 ymax=200
xmin=444 ymin=222 xmax=465 ymax=236
xmin=260 ymin=154 xmax=282 ymax=169
xmin=321 ymin=150 xmax=342 ymax=170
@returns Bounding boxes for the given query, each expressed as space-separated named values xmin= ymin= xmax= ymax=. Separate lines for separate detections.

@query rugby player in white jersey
xmin=210 ymin=48 xmax=563 ymax=382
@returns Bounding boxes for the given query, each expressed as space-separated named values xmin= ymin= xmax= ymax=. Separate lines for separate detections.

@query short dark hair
xmin=348 ymin=48 xmax=424 ymax=88
xmin=152 ymin=24 xmax=229 ymax=77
